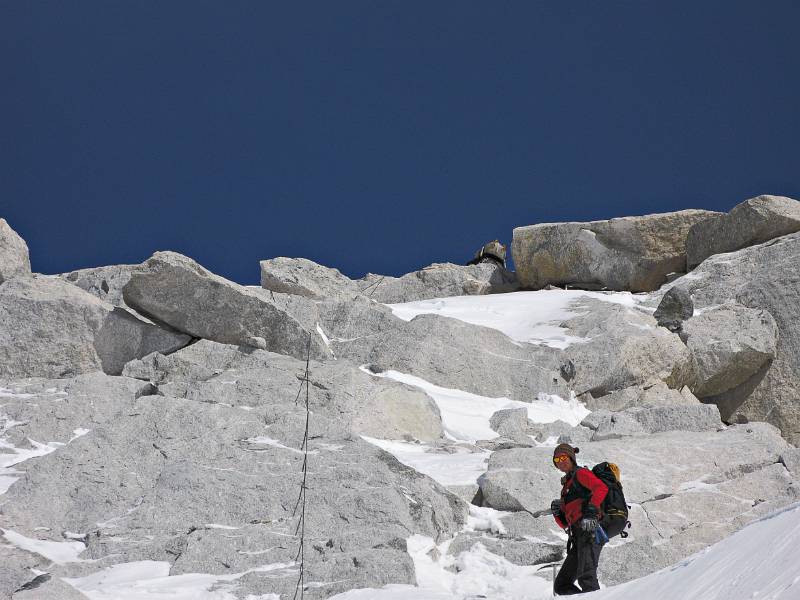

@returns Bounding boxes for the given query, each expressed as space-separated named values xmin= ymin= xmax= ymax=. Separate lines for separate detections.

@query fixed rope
xmin=292 ymin=332 xmax=312 ymax=600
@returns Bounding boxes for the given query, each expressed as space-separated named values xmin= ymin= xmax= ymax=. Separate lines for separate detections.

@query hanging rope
xmin=292 ymin=332 xmax=312 ymax=600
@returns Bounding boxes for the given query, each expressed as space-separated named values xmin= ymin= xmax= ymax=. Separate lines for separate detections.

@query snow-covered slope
xmin=329 ymin=503 xmax=800 ymax=600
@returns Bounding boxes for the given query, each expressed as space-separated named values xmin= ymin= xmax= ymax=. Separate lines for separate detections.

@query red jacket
xmin=554 ymin=467 xmax=608 ymax=529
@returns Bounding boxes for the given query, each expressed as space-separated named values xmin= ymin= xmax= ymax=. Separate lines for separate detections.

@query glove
xmin=550 ymin=499 xmax=562 ymax=514
xmin=580 ymin=516 xmax=599 ymax=533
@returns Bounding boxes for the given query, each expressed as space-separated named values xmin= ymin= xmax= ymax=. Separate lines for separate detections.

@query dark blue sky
xmin=2 ymin=2 xmax=799 ymax=283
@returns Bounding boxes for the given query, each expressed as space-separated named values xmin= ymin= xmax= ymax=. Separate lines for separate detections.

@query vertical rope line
xmin=292 ymin=332 xmax=311 ymax=600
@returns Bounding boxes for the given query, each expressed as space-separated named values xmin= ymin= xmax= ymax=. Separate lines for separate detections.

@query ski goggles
xmin=553 ymin=454 xmax=571 ymax=464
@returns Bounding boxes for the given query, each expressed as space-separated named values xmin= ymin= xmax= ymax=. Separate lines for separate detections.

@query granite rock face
xmin=123 ymin=251 xmax=327 ymax=361
xmin=333 ymin=312 xmax=569 ymax=401
xmin=0 ymin=276 xmax=190 ymax=378
xmin=0 ymin=353 xmax=466 ymax=599
xmin=651 ymin=232 xmax=800 ymax=443
xmin=0 ymin=218 xmax=31 ymax=284
xmin=580 ymin=404 xmax=722 ymax=440
xmin=682 ymin=303 xmax=778 ymax=401
xmin=512 ymin=209 xmax=720 ymax=292
xmin=686 ymin=195 xmax=800 ymax=269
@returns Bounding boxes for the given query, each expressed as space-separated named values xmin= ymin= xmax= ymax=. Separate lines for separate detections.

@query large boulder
xmin=682 ymin=303 xmax=778 ymax=403
xmin=0 ymin=276 xmax=190 ymax=378
xmin=562 ymin=298 xmax=694 ymax=398
xmin=123 ymin=251 xmax=327 ymax=361
xmin=686 ymin=195 xmax=800 ymax=269
xmin=512 ymin=209 xmax=720 ymax=292
xmin=652 ymin=232 xmax=800 ymax=443
xmin=0 ymin=218 xmax=31 ymax=284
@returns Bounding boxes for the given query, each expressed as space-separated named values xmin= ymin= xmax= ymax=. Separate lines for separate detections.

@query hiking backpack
xmin=590 ymin=462 xmax=631 ymax=539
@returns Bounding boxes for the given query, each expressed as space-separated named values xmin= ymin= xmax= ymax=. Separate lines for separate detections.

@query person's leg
xmin=554 ymin=538 xmax=582 ymax=596
xmin=574 ymin=533 xmax=603 ymax=593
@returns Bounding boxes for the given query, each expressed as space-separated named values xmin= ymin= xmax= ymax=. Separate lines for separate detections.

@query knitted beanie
xmin=553 ymin=443 xmax=578 ymax=465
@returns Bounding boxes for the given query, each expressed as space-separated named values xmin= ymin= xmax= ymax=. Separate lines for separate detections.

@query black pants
xmin=554 ymin=530 xmax=602 ymax=595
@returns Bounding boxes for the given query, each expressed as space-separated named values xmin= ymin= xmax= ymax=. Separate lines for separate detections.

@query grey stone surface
xmin=686 ymin=195 xmax=800 ymax=269
xmin=333 ymin=312 xmax=569 ymax=402
xmin=490 ymin=408 xmax=529 ymax=438
xmin=562 ymin=298 xmax=693 ymax=397
xmin=259 ymin=257 xmax=519 ymax=304
xmin=447 ymin=532 xmax=562 ymax=567
xmin=0 ymin=219 xmax=32 ymax=284
xmin=650 ymin=232 xmax=800 ymax=443
xmin=0 ymin=355 xmax=466 ymax=599
xmin=61 ymin=264 xmax=137 ymax=308
xmin=683 ymin=303 xmax=778 ymax=401
xmin=581 ymin=404 xmax=722 ymax=440
xmin=123 ymin=251 xmax=327 ymax=361
xmin=260 ymin=256 xmax=359 ymax=299
xmin=0 ymin=276 xmax=190 ymax=379
xmin=653 ymin=286 xmax=693 ymax=333
xmin=512 ymin=209 xmax=720 ymax=292
xmin=780 ymin=448 xmax=800 ymax=479
xmin=361 ymin=261 xmax=519 ymax=303
xmin=582 ymin=382 xmax=700 ymax=412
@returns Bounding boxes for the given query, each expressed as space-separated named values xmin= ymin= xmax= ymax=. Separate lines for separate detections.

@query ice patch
xmin=387 ymin=289 xmax=644 ymax=349
xmin=2 ymin=529 xmax=86 ymax=564
xmin=363 ymin=368 xmax=589 ymax=443
xmin=362 ymin=437 xmax=490 ymax=486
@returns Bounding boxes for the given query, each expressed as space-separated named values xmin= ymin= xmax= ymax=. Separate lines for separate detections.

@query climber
xmin=550 ymin=443 xmax=609 ymax=595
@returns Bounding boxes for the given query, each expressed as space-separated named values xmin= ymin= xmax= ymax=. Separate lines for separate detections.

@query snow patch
xmin=363 ymin=368 xmax=589 ymax=443
xmin=63 ymin=560 xmax=296 ymax=600
xmin=361 ymin=437 xmax=490 ymax=486
xmin=2 ymin=529 xmax=86 ymax=564
xmin=387 ymin=289 xmax=644 ymax=349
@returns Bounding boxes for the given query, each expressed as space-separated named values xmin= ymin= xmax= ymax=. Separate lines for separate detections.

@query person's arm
xmin=575 ymin=468 xmax=608 ymax=512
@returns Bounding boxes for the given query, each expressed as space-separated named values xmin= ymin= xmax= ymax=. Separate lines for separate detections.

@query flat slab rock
xmin=123 ymin=251 xmax=327 ymax=361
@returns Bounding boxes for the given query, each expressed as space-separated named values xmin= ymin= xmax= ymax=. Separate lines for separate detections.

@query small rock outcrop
xmin=686 ymin=195 xmax=800 ymax=269
xmin=259 ymin=256 xmax=519 ymax=304
xmin=0 ymin=218 xmax=31 ymax=284
xmin=512 ymin=209 xmax=720 ymax=292
xmin=260 ymin=256 xmax=358 ymax=299
xmin=653 ymin=286 xmax=694 ymax=333
xmin=124 ymin=251 xmax=327 ymax=360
